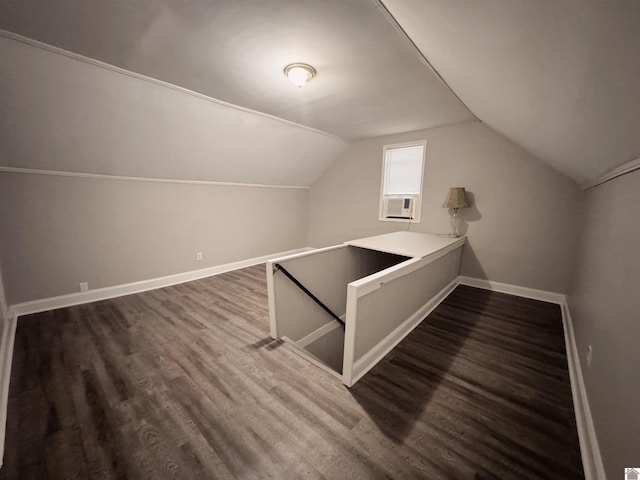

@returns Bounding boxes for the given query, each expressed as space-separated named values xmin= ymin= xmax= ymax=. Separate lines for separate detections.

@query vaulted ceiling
xmin=382 ymin=0 xmax=640 ymax=184
xmin=0 ymin=0 xmax=473 ymax=140
xmin=1 ymin=0 xmax=638 ymax=185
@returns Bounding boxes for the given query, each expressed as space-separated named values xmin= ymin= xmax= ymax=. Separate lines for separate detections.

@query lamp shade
xmin=442 ymin=187 xmax=470 ymax=209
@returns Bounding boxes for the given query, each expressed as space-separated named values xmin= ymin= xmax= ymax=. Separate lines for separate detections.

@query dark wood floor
xmin=1 ymin=265 xmax=583 ymax=479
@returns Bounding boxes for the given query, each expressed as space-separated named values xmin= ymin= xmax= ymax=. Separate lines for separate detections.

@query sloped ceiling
xmin=1 ymin=0 xmax=638 ymax=185
xmin=0 ymin=0 xmax=473 ymax=140
xmin=382 ymin=0 xmax=640 ymax=184
xmin=0 ymin=35 xmax=348 ymax=187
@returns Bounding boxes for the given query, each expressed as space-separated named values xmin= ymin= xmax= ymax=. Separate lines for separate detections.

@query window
xmin=379 ymin=140 xmax=426 ymax=223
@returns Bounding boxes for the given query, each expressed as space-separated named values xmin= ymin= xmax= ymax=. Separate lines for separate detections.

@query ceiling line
xmin=581 ymin=157 xmax=640 ymax=190
xmin=0 ymin=29 xmax=350 ymax=145
xmin=0 ymin=167 xmax=310 ymax=190
xmin=374 ymin=1 xmax=479 ymax=122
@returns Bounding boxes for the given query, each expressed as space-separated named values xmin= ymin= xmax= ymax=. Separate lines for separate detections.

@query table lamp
xmin=442 ymin=187 xmax=470 ymax=237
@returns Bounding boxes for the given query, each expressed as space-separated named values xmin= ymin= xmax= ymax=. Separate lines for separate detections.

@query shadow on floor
xmin=348 ymin=285 xmax=490 ymax=442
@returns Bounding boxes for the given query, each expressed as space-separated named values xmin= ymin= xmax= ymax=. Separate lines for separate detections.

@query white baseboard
xmin=0 ymin=309 xmax=17 ymax=467
xmin=560 ymin=302 xmax=606 ymax=480
xmin=460 ymin=275 xmax=605 ymax=480
xmin=0 ymin=248 xmax=311 ymax=467
xmin=11 ymin=247 xmax=313 ymax=317
xmin=349 ymin=277 xmax=459 ymax=386
xmin=457 ymin=275 xmax=565 ymax=304
xmin=4 ymin=265 xmax=604 ymax=479
xmin=296 ymin=321 xmax=342 ymax=348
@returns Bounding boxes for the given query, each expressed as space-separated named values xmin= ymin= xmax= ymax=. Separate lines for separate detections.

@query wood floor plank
xmin=0 ymin=265 xmax=583 ymax=479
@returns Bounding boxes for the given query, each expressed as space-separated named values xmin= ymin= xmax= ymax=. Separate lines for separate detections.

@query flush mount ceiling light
xmin=283 ymin=63 xmax=316 ymax=87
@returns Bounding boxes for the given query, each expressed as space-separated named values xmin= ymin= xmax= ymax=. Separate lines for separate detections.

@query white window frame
xmin=378 ymin=140 xmax=426 ymax=223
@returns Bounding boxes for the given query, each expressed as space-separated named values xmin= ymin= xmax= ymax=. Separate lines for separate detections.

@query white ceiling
xmin=0 ymin=0 xmax=473 ymax=140
xmin=0 ymin=35 xmax=349 ymax=187
xmin=382 ymin=0 xmax=640 ymax=184
xmin=1 ymin=0 xmax=638 ymax=185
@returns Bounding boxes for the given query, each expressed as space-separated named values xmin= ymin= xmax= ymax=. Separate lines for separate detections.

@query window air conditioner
xmin=384 ymin=197 xmax=415 ymax=219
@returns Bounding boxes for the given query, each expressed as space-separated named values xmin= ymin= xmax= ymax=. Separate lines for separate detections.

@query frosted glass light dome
xmin=284 ymin=63 xmax=316 ymax=87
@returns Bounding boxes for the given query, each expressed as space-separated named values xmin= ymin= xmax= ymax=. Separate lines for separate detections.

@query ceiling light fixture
xmin=283 ymin=63 xmax=316 ymax=87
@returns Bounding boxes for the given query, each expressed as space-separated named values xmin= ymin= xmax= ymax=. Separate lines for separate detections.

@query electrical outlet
xmin=79 ymin=282 xmax=89 ymax=292
xmin=196 ymin=252 xmax=203 ymax=261
xmin=586 ymin=345 xmax=593 ymax=367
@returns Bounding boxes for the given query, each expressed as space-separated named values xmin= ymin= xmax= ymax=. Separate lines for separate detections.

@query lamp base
xmin=448 ymin=209 xmax=461 ymax=237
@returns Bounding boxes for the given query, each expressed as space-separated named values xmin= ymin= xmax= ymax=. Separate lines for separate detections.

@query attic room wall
xmin=0 ymin=173 xmax=307 ymax=304
xmin=308 ymin=121 xmax=582 ymax=293
xmin=568 ymin=169 xmax=640 ymax=479
xmin=0 ymin=35 xmax=328 ymax=305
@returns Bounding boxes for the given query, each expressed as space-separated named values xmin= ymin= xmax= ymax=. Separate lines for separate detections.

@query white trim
xmin=459 ymin=275 xmax=605 ymax=480
xmin=11 ymin=247 xmax=313 ymax=317
xmin=0 ymin=166 xmax=309 ymax=191
xmin=5 ymin=259 xmax=604 ymax=478
xmin=560 ymin=302 xmax=606 ymax=480
xmin=378 ymin=140 xmax=427 ymax=224
xmin=341 ymin=284 xmax=359 ymax=387
xmin=457 ymin=276 xmax=565 ymax=304
xmin=296 ymin=320 xmax=342 ymax=348
xmin=266 ymin=262 xmax=278 ymax=339
xmin=0 ymin=29 xmax=349 ymax=145
xmin=345 ymin=232 xmax=465 ymax=263
xmin=582 ymin=157 xmax=640 ymax=190
xmin=0 ymin=309 xmax=17 ymax=467
xmin=350 ymin=238 xmax=465 ymax=297
xmin=351 ymin=257 xmax=422 ymax=297
xmin=346 ymin=277 xmax=459 ymax=386
xmin=267 ymin=244 xmax=345 ymax=264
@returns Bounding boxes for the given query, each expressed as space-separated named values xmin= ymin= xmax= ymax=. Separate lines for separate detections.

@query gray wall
xmin=0 ymin=35 xmax=347 ymax=187
xmin=568 ymin=169 xmax=640 ymax=479
xmin=354 ymin=248 xmax=461 ymax=362
xmin=0 ymin=33 xmax=321 ymax=306
xmin=308 ymin=121 xmax=582 ymax=293
xmin=0 ymin=172 xmax=308 ymax=304
xmin=272 ymin=246 xmax=405 ymax=341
